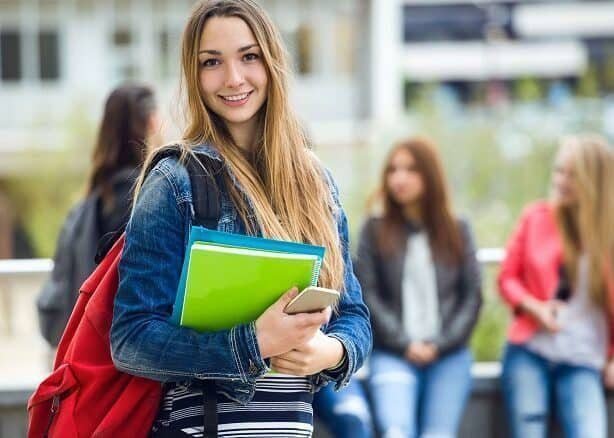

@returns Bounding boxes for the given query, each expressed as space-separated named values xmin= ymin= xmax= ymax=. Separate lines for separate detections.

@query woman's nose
xmin=225 ymin=62 xmax=244 ymax=89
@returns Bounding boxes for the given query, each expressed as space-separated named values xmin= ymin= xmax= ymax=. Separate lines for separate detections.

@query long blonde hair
xmin=135 ymin=0 xmax=344 ymax=290
xmin=553 ymin=134 xmax=614 ymax=306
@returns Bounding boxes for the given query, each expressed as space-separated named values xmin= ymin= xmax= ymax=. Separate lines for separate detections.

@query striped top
xmin=151 ymin=374 xmax=314 ymax=437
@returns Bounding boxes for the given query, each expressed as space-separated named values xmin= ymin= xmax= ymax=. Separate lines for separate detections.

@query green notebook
xmin=180 ymin=242 xmax=321 ymax=332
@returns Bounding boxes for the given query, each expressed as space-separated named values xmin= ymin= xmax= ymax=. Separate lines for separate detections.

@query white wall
xmin=369 ymin=0 xmax=403 ymax=122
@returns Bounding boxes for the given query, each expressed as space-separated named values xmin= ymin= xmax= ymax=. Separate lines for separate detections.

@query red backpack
xmin=27 ymin=147 xmax=222 ymax=437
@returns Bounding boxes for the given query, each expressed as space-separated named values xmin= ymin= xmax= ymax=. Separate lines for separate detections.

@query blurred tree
xmin=601 ymin=55 xmax=614 ymax=93
xmin=4 ymin=101 xmax=95 ymax=257
xmin=0 ymin=188 xmax=14 ymax=258
xmin=514 ymin=77 xmax=543 ymax=101
xmin=577 ymin=65 xmax=600 ymax=98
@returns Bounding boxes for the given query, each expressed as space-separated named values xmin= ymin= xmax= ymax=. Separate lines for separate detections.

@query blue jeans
xmin=314 ymin=378 xmax=373 ymax=438
xmin=501 ymin=343 xmax=606 ymax=438
xmin=367 ymin=347 xmax=472 ymax=438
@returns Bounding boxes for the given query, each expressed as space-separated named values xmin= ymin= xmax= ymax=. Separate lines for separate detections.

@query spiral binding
xmin=311 ymin=257 xmax=323 ymax=286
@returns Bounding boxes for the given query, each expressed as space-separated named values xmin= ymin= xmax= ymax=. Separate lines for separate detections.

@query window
xmin=1 ymin=30 xmax=22 ymax=81
xmin=403 ymin=5 xmax=490 ymax=42
xmin=282 ymin=25 xmax=314 ymax=76
xmin=111 ymin=26 xmax=139 ymax=81
xmin=158 ymin=28 xmax=180 ymax=79
xmin=159 ymin=30 xmax=170 ymax=77
xmin=113 ymin=28 xmax=132 ymax=47
xmin=296 ymin=24 xmax=313 ymax=75
xmin=38 ymin=31 xmax=60 ymax=80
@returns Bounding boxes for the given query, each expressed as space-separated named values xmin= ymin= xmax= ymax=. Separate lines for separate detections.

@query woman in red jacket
xmin=498 ymin=134 xmax=614 ymax=438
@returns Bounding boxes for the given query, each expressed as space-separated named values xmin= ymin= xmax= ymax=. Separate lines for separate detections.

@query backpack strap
xmin=95 ymin=144 xmax=223 ymax=262
xmin=202 ymin=380 xmax=218 ymax=438
xmin=183 ymin=150 xmax=223 ymax=229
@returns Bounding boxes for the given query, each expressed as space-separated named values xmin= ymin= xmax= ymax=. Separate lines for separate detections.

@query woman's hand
xmin=255 ymin=288 xmax=331 ymax=359
xmin=603 ymin=359 xmax=614 ymax=389
xmin=520 ymin=297 xmax=563 ymax=333
xmin=405 ymin=342 xmax=438 ymax=365
xmin=270 ymin=330 xmax=344 ymax=376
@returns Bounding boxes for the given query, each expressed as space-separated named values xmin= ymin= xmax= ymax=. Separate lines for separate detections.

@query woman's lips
xmin=219 ymin=91 xmax=253 ymax=107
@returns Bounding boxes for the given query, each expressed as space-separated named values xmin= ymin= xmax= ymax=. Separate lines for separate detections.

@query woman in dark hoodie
xmin=37 ymin=83 xmax=160 ymax=346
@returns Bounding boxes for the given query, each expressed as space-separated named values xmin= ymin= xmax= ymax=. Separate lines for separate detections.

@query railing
xmin=0 ymin=259 xmax=53 ymax=275
xmin=0 ymin=249 xmax=506 ymax=336
xmin=0 ymin=259 xmax=52 ymax=337
xmin=0 ymin=248 xmax=510 ymax=274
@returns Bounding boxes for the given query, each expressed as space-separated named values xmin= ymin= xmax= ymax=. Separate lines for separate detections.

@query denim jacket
xmin=110 ymin=144 xmax=372 ymax=404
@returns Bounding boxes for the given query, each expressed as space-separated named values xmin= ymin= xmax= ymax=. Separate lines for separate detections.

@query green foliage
xmin=602 ymin=55 xmax=614 ymax=93
xmin=577 ymin=65 xmax=600 ymax=98
xmin=514 ymin=77 xmax=543 ymax=101
xmin=4 ymin=102 xmax=96 ymax=257
xmin=469 ymin=267 xmax=509 ymax=361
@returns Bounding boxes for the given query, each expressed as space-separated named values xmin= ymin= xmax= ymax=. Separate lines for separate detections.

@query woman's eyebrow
xmin=238 ymin=44 xmax=258 ymax=52
xmin=198 ymin=44 xmax=259 ymax=55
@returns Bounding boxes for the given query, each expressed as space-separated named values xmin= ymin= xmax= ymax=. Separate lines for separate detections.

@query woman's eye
xmin=243 ymin=53 xmax=259 ymax=62
xmin=201 ymin=58 xmax=220 ymax=68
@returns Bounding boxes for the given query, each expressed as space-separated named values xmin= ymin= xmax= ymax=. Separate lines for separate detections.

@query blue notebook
xmin=170 ymin=227 xmax=326 ymax=326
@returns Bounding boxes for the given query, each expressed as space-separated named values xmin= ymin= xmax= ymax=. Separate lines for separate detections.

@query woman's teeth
xmin=221 ymin=92 xmax=251 ymax=101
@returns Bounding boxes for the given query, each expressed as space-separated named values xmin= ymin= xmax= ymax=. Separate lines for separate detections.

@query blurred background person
xmin=36 ymin=83 xmax=160 ymax=347
xmin=498 ymin=134 xmax=614 ymax=438
xmin=356 ymin=136 xmax=482 ymax=438
xmin=313 ymin=373 xmax=373 ymax=438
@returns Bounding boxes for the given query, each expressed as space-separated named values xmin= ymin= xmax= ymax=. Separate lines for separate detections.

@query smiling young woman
xmin=196 ymin=16 xmax=268 ymax=150
xmin=109 ymin=1 xmax=371 ymax=437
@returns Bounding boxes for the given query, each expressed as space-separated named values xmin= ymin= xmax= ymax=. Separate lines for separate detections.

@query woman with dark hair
xmin=357 ymin=136 xmax=482 ymax=437
xmin=37 ymin=83 xmax=159 ymax=346
xmin=87 ymin=83 xmax=160 ymax=236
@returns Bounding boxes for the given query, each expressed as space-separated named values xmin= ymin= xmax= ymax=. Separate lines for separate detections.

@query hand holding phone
xmin=284 ymin=286 xmax=340 ymax=314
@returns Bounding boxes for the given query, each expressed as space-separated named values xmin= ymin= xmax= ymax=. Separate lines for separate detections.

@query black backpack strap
xmin=181 ymin=150 xmax=223 ymax=437
xmin=202 ymin=380 xmax=218 ymax=438
xmin=185 ymin=152 xmax=222 ymax=436
xmin=183 ymin=150 xmax=223 ymax=229
xmin=95 ymin=144 xmax=224 ymax=262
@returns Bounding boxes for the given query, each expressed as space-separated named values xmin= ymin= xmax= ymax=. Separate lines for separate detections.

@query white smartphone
xmin=284 ymin=286 xmax=340 ymax=314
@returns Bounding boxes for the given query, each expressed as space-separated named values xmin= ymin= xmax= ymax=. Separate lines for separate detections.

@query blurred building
xmin=0 ymin=0 xmax=370 ymax=162
xmin=1 ymin=0 xmax=614 ymax=252
xmin=396 ymin=0 xmax=614 ymax=106
xmin=0 ymin=0 xmax=370 ymax=255
xmin=2 ymin=1 xmax=614 ymax=153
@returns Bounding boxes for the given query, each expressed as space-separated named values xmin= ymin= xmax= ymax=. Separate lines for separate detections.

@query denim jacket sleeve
xmin=110 ymin=158 xmax=269 ymax=383
xmin=311 ymin=170 xmax=373 ymax=391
